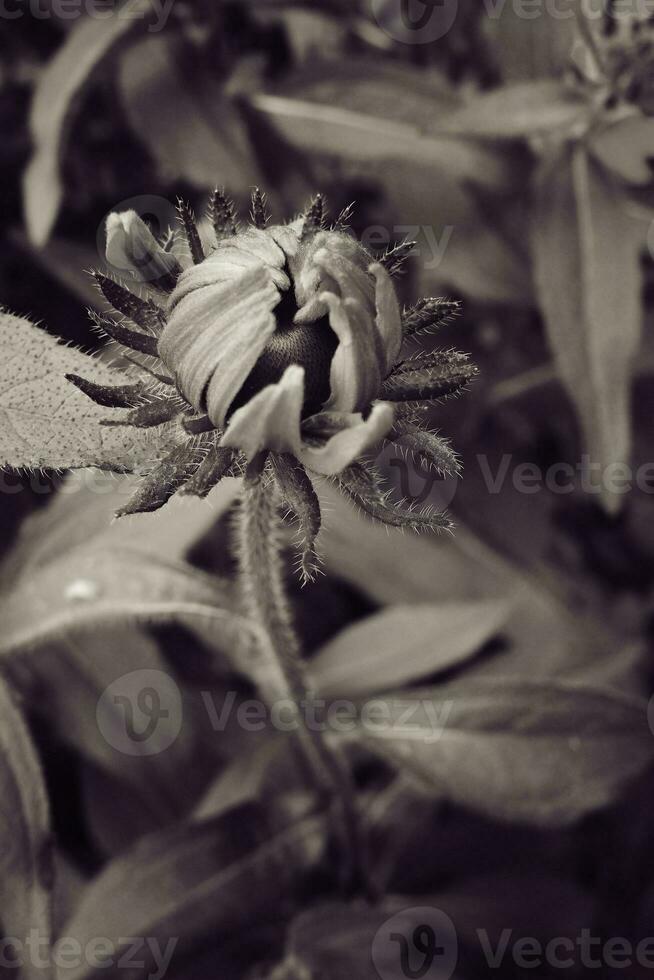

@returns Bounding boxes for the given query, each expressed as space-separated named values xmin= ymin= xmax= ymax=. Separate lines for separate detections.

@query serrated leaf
xmin=435 ymin=80 xmax=589 ymax=138
xmin=352 ymin=679 xmax=654 ymax=826
xmin=119 ymin=36 xmax=260 ymax=192
xmin=24 ymin=0 xmax=153 ymax=246
xmin=0 ymin=312 xmax=164 ymax=471
xmin=531 ymin=144 xmax=645 ymax=513
xmin=311 ymin=601 xmax=510 ymax=699
xmin=0 ymin=677 xmax=53 ymax=980
xmin=57 ymin=807 xmax=325 ymax=980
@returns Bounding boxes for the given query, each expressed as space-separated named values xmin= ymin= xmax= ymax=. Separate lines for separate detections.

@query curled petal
xmin=293 ymin=231 xmax=366 ymax=304
xmin=219 ymin=364 xmax=392 ymax=476
xmin=322 ymin=293 xmax=382 ymax=414
xmin=159 ymin=264 xmax=279 ymax=425
xmin=306 ymin=246 xmax=375 ymax=317
xmin=220 ymin=364 xmax=305 ymax=460
xmin=105 ymin=211 xmax=180 ymax=289
xmin=299 ymin=402 xmax=394 ymax=476
xmin=200 ymin=228 xmax=290 ymax=290
xmin=370 ymin=262 xmax=402 ymax=374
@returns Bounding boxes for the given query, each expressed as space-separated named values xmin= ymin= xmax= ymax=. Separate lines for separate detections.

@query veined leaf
xmin=0 ymin=677 xmax=53 ymax=980
xmin=24 ymin=0 xmax=154 ymax=246
xmin=532 ymin=144 xmax=645 ymax=513
xmin=435 ymin=80 xmax=590 ymax=139
xmin=0 ymin=312 xmax=163 ymax=472
xmin=311 ymin=601 xmax=510 ymax=699
xmin=352 ymin=678 xmax=654 ymax=826
xmin=57 ymin=807 xmax=325 ymax=980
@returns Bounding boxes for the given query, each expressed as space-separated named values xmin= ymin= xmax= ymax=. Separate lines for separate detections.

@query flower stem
xmin=237 ymin=455 xmax=371 ymax=895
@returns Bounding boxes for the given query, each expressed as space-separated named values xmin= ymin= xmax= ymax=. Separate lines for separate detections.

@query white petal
xmin=321 ymin=292 xmax=382 ymax=414
xmin=203 ymin=228 xmax=290 ymax=289
xmin=370 ymin=262 xmax=402 ymax=373
xmin=105 ymin=211 xmax=179 ymax=284
xmin=300 ymin=403 xmax=395 ymax=476
xmin=159 ymin=264 xmax=279 ymax=423
xmin=220 ymin=365 xmax=305 ymax=459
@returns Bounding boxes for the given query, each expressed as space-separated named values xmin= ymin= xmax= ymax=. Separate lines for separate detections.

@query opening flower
xmin=67 ymin=190 xmax=476 ymax=578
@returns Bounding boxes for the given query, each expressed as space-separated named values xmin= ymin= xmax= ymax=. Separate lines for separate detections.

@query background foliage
xmin=2 ymin=1 xmax=654 ymax=977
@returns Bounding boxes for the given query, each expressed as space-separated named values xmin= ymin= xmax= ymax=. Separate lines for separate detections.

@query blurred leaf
xmin=282 ymin=876 xmax=594 ymax=980
xmin=532 ymin=144 xmax=645 ymax=513
xmin=0 ymin=312 xmax=162 ymax=471
xmin=10 ymin=629 xmax=194 ymax=812
xmin=483 ymin=4 xmax=578 ymax=81
xmin=0 ymin=677 xmax=53 ymax=980
xmin=435 ymin=80 xmax=589 ymax=138
xmin=24 ymin=0 xmax=153 ymax=246
xmin=319 ymin=485 xmax=611 ymax=679
xmin=248 ymin=90 xmax=514 ymax=191
xmin=249 ymin=61 xmax=533 ymax=303
xmin=1 ymin=473 xmax=241 ymax=583
xmin=0 ymin=543 xmax=252 ymax=662
xmin=310 ymin=601 xmax=511 ymax=698
xmin=353 ymin=678 xmax=654 ymax=826
xmin=10 ymin=232 xmax=103 ymax=310
xmin=119 ymin=36 xmax=261 ymax=191
xmin=58 ymin=807 xmax=326 ymax=980
xmin=589 ymin=113 xmax=654 ymax=186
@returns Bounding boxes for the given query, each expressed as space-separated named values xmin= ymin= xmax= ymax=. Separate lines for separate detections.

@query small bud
xmin=105 ymin=211 xmax=180 ymax=288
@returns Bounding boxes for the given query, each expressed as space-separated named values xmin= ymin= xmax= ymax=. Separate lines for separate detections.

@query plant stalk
xmin=237 ymin=457 xmax=371 ymax=896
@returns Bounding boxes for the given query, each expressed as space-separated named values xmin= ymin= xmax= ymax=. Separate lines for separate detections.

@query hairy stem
xmin=237 ymin=456 xmax=371 ymax=895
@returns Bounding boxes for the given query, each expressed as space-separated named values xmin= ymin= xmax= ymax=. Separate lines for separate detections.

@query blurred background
xmin=2 ymin=1 xmax=654 ymax=978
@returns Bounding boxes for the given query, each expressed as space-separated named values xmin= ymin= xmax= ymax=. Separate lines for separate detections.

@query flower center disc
xmin=229 ymin=291 xmax=338 ymax=418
